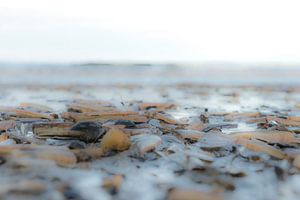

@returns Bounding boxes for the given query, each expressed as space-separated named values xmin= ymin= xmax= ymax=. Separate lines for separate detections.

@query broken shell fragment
xmin=102 ymin=174 xmax=123 ymax=191
xmin=6 ymin=108 xmax=56 ymax=120
xmin=176 ymin=130 xmax=204 ymax=140
xmin=33 ymin=121 xmax=106 ymax=143
xmin=0 ymin=134 xmax=9 ymax=142
xmin=149 ymin=112 xmax=182 ymax=125
xmin=167 ymin=188 xmax=223 ymax=200
xmin=138 ymin=102 xmax=176 ymax=110
xmin=235 ymin=138 xmax=286 ymax=159
xmin=71 ymin=121 xmax=106 ymax=142
xmin=0 ymin=139 xmax=16 ymax=145
xmin=100 ymin=127 xmax=131 ymax=153
xmin=61 ymin=111 xmax=147 ymax=123
xmin=33 ymin=122 xmax=74 ymax=137
xmin=0 ymin=145 xmax=77 ymax=167
xmin=0 ymin=120 xmax=16 ymax=132
xmin=230 ymin=130 xmax=300 ymax=145
xmin=0 ymin=180 xmax=46 ymax=195
xmin=67 ymin=102 xmax=118 ymax=113
xmin=292 ymin=155 xmax=300 ymax=169
xmin=197 ymin=132 xmax=235 ymax=150
xmin=266 ymin=116 xmax=300 ymax=127
xmin=224 ymin=112 xmax=261 ymax=121
xmin=131 ymin=134 xmax=162 ymax=157
xmin=103 ymin=119 xmax=136 ymax=128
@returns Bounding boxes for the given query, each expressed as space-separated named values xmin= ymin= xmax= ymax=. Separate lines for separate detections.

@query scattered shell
xmin=266 ymin=116 xmax=300 ymax=126
xmin=230 ymin=130 xmax=300 ymax=145
xmin=235 ymin=138 xmax=286 ymax=159
xmin=61 ymin=112 xmax=147 ymax=123
xmin=102 ymin=174 xmax=123 ymax=191
xmin=131 ymin=134 xmax=162 ymax=157
xmin=100 ymin=127 xmax=131 ymax=153
xmin=202 ymin=123 xmax=238 ymax=132
xmin=167 ymin=188 xmax=223 ymax=200
xmin=11 ymin=109 xmax=56 ymax=120
xmin=176 ymin=130 xmax=204 ymax=140
xmin=33 ymin=122 xmax=74 ymax=137
xmin=71 ymin=121 xmax=106 ymax=142
xmin=0 ymin=139 xmax=16 ymax=145
xmin=0 ymin=134 xmax=9 ymax=142
xmin=292 ymin=155 xmax=300 ymax=169
xmin=197 ymin=132 xmax=235 ymax=150
xmin=0 ymin=180 xmax=46 ymax=195
xmin=150 ymin=112 xmax=182 ymax=125
xmin=0 ymin=145 xmax=77 ymax=167
xmin=103 ymin=119 xmax=136 ymax=128
xmin=224 ymin=112 xmax=261 ymax=121
xmin=138 ymin=102 xmax=175 ymax=110
xmin=67 ymin=103 xmax=117 ymax=113
xmin=33 ymin=121 xmax=106 ymax=143
xmin=0 ymin=120 xmax=16 ymax=132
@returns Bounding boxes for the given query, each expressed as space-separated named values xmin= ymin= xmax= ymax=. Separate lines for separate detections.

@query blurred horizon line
xmin=0 ymin=60 xmax=299 ymax=69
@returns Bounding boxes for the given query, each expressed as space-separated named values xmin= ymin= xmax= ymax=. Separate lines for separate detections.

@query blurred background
xmin=1 ymin=0 xmax=300 ymax=63
xmin=0 ymin=0 xmax=299 ymax=85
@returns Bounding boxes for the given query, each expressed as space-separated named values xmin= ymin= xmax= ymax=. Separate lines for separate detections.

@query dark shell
xmin=71 ymin=121 xmax=106 ymax=143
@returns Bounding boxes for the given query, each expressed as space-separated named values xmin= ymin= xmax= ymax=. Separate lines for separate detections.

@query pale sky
xmin=0 ymin=0 xmax=300 ymax=62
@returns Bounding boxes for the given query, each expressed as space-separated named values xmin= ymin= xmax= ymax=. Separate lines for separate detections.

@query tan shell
xmin=230 ymin=131 xmax=300 ymax=145
xmin=0 ymin=145 xmax=77 ymax=167
xmin=167 ymin=188 xmax=223 ymax=200
xmin=100 ymin=127 xmax=131 ymax=152
xmin=293 ymin=155 xmax=300 ymax=169
xmin=61 ymin=111 xmax=147 ymax=123
xmin=235 ymin=138 xmax=286 ymax=159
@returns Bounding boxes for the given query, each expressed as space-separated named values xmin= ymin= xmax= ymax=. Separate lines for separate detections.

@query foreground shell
xmin=100 ymin=127 xmax=131 ymax=153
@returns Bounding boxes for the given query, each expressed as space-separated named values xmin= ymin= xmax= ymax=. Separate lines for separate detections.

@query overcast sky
xmin=0 ymin=0 xmax=300 ymax=63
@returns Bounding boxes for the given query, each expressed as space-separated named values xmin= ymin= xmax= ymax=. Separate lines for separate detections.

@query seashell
xmin=130 ymin=134 xmax=162 ymax=157
xmin=61 ymin=112 xmax=147 ymax=123
xmin=292 ymin=154 xmax=300 ymax=169
xmin=0 ymin=139 xmax=16 ymax=145
xmin=0 ymin=180 xmax=46 ymax=195
xmin=176 ymin=130 xmax=204 ymax=140
xmin=102 ymin=174 xmax=123 ymax=191
xmin=33 ymin=121 xmax=106 ymax=143
xmin=100 ymin=127 xmax=131 ymax=153
xmin=4 ymin=108 xmax=56 ymax=120
xmin=67 ymin=103 xmax=117 ymax=113
xmin=0 ymin=120 xmax=16 ymax=132
xmin=229 ymin=130 xmax=300 ymax=145
xmin=167 ymin=188 xmax=223 ymax=200
xmin=103 ymin=119 xmax=136 ymax=128
xmin=224 ymin=112 xmax=261 ymax=121
xmin=70 ymin=121 xmax=106 ymax=143
xmin=235 ymin=138 xmax=286 ymax=159
xmin=148 ymin=111 xmax=182 ymax=125
xmin=266 ymin=116 xmax=300 ymax=126
xmin=0 ymin=145 xmax=77 ymax=167
xmin=197 ymin=132 xmax=235 ymax=150
xmin=138 ymin=102 xmax=175 ymax=110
